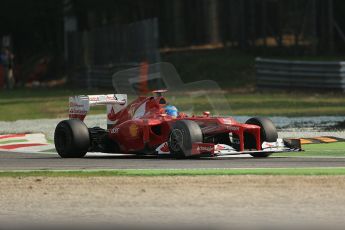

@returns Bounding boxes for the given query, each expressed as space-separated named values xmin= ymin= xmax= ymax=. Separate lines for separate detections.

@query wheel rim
xmin=169 ymin=129 xmax=184 ymax=152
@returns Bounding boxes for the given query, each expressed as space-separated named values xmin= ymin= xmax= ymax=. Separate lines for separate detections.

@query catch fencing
xmin=67 ymin=18 xmax=160 ymax=89
xmin=71 ymin=63 xmax=139 ymax=89
xmin=256 ymin=58 xmax=345 ymax=91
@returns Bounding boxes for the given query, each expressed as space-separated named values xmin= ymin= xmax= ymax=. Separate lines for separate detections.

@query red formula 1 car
xmin=54 ymin=90 xmax=301 ymax=158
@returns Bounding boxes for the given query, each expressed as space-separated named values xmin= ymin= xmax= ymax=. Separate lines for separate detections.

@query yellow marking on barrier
xmin=300 ymin=139 xmax=314 ymax=144
xmin=313 ymin=137 xmax=338 ymax=143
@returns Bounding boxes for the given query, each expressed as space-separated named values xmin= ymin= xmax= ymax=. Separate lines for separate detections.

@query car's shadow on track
xmin=81 ymin=154 xmax=287 ymax=161
xmin=5 ymin=151 xmax=290 ymax=161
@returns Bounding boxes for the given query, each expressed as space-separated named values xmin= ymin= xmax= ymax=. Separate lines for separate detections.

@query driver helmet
xmin=165 ymin=105 xmax=178 ymax=117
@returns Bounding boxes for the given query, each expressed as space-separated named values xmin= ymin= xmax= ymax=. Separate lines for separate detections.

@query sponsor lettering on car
xmin=192 ymin=143 xmax=215 ymax=155
xmin=69 ymin=102 xmax=84 ymax=107
xmin=227 ymin=126 xmax=240 ymax=131
xmin=110 ymin=127 xmax=120 ymax=134
xmin=69 ymin=109 xmax=88 ymax=114
xmin=196 ymin=145 xmax=214 ymax=152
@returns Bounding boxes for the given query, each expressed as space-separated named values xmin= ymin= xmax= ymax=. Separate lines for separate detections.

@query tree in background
xmin=1 ymin=0 xmax=345 ymax=82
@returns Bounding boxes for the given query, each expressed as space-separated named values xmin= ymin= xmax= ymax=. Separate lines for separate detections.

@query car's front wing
xmin=156 ymin=138 xmax=302 ymax=157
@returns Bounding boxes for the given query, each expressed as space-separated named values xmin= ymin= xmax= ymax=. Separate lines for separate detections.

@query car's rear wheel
xmin=245 ymin=117 xmax=278 ymax=158
xmin=54 ymin=119 xmax=90 ymax=158
xmin=168 ymin=120 xmax=202 ymax=158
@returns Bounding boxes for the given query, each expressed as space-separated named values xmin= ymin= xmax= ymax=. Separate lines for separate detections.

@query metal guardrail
xmin=255 ymin=57 xmax=345 ymax=91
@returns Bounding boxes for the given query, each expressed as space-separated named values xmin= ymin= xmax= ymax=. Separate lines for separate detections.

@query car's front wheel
xmin=168 ymin=120 xmax=202 ymax=158
xmin=245 ymin=117 xmax=278 ymax=158
xmin=54 ymin=119 xmax=90 ymax=158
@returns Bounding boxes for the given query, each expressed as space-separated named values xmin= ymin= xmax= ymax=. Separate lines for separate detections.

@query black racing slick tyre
xmin=54 ymin=119 xmax=90 ymax=158
xmin=168 ymin=120 xmax=202 ymax=158
xmin=245 ymin=117 xmax=278 ymax=158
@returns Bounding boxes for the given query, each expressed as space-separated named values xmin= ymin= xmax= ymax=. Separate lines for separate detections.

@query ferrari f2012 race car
xmin=54 ymin=90 xmax=301 ymax=158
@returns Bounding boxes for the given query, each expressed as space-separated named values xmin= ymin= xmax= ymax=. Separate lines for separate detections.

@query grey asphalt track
xmin=1 ymin=151 xmax=345 ymax=170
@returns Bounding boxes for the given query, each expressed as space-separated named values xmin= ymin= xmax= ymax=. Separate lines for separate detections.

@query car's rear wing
xmin=69 ymin=94 xmax=127 ymax=126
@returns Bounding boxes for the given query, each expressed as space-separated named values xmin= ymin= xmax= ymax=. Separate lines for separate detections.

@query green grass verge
xmin=1 ymin=88 xmax=345 ymax=121
xmin=172 ymin=91 xmax=345 ymax=116
xmin=1 ymin=167 xmax=345 ymax=177
xmin=0 ymin=88 xmax=106 ymax=121
xmin=0 ymin=49 xmax=344 ymax=120
xmin=279 ymin=142 xmax=345 ymax=157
